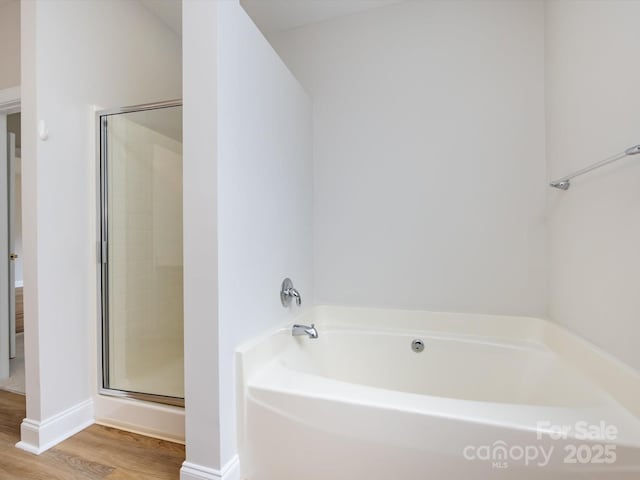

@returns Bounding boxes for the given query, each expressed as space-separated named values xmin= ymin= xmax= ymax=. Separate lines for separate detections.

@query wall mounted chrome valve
xmin=280 ymin=278 xmax=302 ymax=307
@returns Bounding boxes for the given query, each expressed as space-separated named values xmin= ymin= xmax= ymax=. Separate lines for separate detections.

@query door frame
xmin=0 ymin=86 xmax=20 ymax=381
xmin=96 ymin=100 xmax=184 ymax=408
xmin=0 ymin=87 xmax=20 ymax=113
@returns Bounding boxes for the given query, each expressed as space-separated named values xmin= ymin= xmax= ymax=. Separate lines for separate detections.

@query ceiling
xmin=140 ymin=0 xmax=182 ymax=35
xmin=241 ymin=0 xmax=404 ymax=33
xmin=141 ymin=0 xmax=403 ymax=36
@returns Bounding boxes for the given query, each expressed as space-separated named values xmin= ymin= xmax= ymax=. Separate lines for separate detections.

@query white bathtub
xmin=236 ymin=307 xmax=640 ymax=479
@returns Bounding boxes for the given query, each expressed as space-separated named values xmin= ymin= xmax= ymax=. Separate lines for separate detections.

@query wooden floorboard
xmin=0 ymin=391 xmax=184 ymax=479
xmin=15 ymin=287 xmax=23 ymax=334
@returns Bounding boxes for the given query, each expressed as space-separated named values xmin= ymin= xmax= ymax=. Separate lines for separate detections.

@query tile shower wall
xmin=108 ymin=114 xmax=183 ymax=398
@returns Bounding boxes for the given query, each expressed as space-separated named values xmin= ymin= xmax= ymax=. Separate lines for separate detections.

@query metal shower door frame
xmin=96 ymin=100 xmax=184 ymax=408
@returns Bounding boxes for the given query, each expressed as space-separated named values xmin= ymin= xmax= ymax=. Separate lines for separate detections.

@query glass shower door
xmin=99 ymin=102 xmax=183 ymax=405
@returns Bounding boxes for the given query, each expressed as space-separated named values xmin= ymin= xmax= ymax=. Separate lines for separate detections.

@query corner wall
xmin=182 ymin=0 xmax=221 ymax=475
xmin=217 ymin=0 xmax=313 ymax=467
xmin=546 ymin=0 xmax=640 ymax=371
xmin=20 ymin=0 xmax=181 ymax=453
xmin=181 ymin=1 xmax=313 ymax=478
xmin=269 ymin=0 xmax=547 ymax=316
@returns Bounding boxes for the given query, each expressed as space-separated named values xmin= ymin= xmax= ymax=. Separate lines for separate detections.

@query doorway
xmin=98 ymin=101 xmax=184 ymax=407
xmin=0 ymin=95 xmax=22 ymax=395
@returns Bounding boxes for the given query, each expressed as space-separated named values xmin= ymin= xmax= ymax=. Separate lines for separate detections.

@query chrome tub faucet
xmin=292 ymin=324 xmax=318 ymax=339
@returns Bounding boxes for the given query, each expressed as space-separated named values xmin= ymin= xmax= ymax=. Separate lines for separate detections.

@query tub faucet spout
xmin=292 ymin=324 xmax=318 ymax=339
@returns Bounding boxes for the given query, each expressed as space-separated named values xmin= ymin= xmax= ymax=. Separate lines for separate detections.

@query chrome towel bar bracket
xmin=550 ymin=144 xmax=640 ymax=191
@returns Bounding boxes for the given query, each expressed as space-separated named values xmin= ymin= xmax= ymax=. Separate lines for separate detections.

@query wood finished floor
xmin=15 ymin=287 xmax=23 ymax=334
xmin=0 ymin=391 xmax=185 ymax=479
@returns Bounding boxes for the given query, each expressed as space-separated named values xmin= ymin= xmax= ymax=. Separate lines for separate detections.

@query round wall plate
xmin=280 ymin=277 xmax=294 ymax=306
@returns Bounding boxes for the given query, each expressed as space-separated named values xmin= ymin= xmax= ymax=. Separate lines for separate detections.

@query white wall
xmin=181 ymin=0 xmax=313 ymax=476
xmin=182 ymin=0 xmax=221 ymax=474
xmin=546 ymin=1 xmax=640 ymax=371
xmin=0 ymin=0 xmax=20 ymax=90
xmin=269 ymin=0 xmax=547 ymax=316
xmin=21 ymin=0 xmax=181 ymax=451
xmin=217 ymin=0 xmax=312 ymax=466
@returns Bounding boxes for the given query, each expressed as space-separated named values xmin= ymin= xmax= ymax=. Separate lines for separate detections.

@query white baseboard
xmin=94 ymin=394 xmax=185 ymax=444
xmin=16 ymin=398 xmax=94 ymax=454
xmin=180 ymin=455 xmax=240 ymax=480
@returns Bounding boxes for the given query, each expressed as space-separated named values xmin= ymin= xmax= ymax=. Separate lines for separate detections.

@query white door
xmin=0 ymin=119 xmax=9 ymax=380
xmin=8 ymin=132 xmax=15 ymax=359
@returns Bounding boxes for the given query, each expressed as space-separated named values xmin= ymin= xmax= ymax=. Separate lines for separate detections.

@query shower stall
xmin=97 ymin=101 xmax=183 ymax=407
